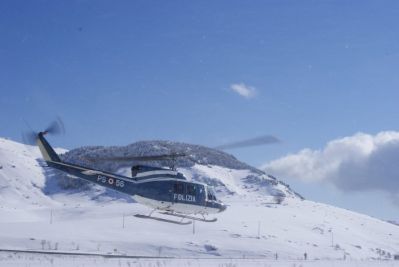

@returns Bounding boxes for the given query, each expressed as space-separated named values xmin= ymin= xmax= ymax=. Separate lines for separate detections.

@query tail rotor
xmin=21 ymin=117 xmax=65 ymax=146
xmin=43 ymin=117 xmax=65 ymax=136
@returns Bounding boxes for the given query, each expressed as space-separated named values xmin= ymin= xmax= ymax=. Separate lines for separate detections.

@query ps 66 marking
xmin=97 ymin=175 xmax=125 ymax=188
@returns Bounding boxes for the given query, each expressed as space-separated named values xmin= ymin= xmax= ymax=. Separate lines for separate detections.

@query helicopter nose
xmin=218 ymin=203 xmax=227 ymax=213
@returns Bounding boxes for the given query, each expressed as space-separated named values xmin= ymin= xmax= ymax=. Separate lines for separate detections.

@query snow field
xmin=1 ymin=252 xmax=399 ymax=267
xmin=0 ymin=137 xmax=399 ymax=263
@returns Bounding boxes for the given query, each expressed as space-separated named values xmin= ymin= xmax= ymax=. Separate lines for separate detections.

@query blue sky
xmin=1 ymin=1 xmax=399 ymax=220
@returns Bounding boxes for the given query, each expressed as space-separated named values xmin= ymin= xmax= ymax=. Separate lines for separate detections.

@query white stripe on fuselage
xmin=48 ymin=161 xmax=206 ymax=186
xmin=135 ymin=170 xmax=177 ymax=177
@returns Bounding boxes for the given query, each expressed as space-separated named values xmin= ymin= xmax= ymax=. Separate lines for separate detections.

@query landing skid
xmin=160 ymin=212 xmax=217 ymax=222
xmin=134 ymin=214 xmax=192 ymax=225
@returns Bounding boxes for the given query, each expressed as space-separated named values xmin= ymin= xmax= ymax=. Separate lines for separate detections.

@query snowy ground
xmin=1 ymin=198 xmax=398 ymax=260
xmin=1 ymin=252 xmax=399 ymax=267
xmin=1 ymin=138 xmax=399 ymax=266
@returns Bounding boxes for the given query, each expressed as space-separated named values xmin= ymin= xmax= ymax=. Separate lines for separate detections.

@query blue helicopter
xmin=25 ymin=119 xmax=278 ymax=224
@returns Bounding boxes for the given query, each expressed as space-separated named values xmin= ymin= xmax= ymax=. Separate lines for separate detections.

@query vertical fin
xmin=36 ymin=132 xmax=61 ymax=162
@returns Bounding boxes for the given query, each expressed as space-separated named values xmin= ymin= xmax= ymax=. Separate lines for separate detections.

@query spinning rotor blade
xmin=85 ymin=152 xmax=187 ymax=162
xmin=21 ymin=131 xmax=38 ymax=145
xmin=85 ymin=135 xmax=280 ymax=163
xmin=44 ymin=117 xmax=65 ymax=135
xmin=214 ymin=135 xmax=280 ymax=150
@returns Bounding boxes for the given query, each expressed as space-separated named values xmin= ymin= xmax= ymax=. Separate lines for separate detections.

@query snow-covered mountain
xmin=0 ymin=137 xmax=398 ymax=262
xmin=58 ymin=140 xmax=302 ymax=200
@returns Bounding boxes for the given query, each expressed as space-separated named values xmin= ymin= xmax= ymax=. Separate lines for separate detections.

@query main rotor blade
xmin=214 ymin=135 xmax=280 ymax=150
xmin=85 ymin=153 xmax=187 ymax=162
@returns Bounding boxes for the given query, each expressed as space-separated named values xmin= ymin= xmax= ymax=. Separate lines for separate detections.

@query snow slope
xmin=0 ymin=137 xmax=398 ymax=264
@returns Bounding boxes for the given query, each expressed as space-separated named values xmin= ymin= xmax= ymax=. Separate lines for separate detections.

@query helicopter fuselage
xmin=48 ymin=161 xmax=225 ymax=214
xmin=38 ymin=133 xmax=226 ymax=215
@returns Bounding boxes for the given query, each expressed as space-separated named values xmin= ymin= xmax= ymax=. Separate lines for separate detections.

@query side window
xmin=131 ymin=166 xmax=139 ymax=177
xmin=187 ymin=184 xmax=196 ymax=195
xmin=173 ymin=183 xmax=184 ymax=194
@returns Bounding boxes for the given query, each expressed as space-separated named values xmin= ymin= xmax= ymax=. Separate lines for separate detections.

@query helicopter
xmin=24 ymin=119 xmax=279 ymax=224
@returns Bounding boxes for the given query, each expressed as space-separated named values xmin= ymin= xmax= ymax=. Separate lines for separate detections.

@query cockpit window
xmin=207 ymin=186 xmax=217 ymax=201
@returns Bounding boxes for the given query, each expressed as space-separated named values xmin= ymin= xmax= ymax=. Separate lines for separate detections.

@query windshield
xmin=206 ymin=186 xmax=217 ymax=201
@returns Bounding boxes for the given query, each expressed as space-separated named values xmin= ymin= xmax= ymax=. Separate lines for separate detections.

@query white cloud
xmin=230 ymin=83 xmax=257 ymax=99
xmin=262 ymin=132 xmax=399 ymax=205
